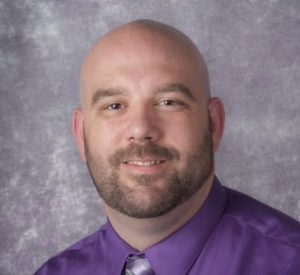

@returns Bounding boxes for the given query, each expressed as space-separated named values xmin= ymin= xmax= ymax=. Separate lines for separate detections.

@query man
xmin=35 ymin=19 xmax=300 ymax=274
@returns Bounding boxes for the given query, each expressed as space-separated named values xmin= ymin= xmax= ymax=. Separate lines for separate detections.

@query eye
xmin=106 ymin=103 xmax=124 ymax=110
xmin=160 ymin=100 xmax=181 ymax=106
xmin=156 ymin=99 xmax=186 ymax=112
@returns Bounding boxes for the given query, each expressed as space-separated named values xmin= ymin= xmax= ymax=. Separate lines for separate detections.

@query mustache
xmin=109 ymin=142 xmax=180 ymax=167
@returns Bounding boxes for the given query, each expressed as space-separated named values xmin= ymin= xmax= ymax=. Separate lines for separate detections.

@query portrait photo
xmin=0 ymin=0 xmax=299 ymax=274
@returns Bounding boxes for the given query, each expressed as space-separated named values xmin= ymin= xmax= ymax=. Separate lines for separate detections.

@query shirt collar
xmin=105 ymin=221 xmax=137 ymax=275
xmin=105 ymin=175 xmax=226 ymax=275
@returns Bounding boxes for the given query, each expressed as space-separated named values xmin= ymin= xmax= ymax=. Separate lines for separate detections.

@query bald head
xmin=80 ymin=19 xmax=211 ymax=111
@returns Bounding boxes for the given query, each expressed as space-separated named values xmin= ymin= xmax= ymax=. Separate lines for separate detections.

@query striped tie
xmin=124 ymin=254 xmax=156 ymax=275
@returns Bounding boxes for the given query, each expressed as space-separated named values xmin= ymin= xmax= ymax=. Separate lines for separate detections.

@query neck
xmin=103 ymin=173 xmax=215 ymax=251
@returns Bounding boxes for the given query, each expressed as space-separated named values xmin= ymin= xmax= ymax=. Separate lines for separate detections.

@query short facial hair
xmin=84 ymin=116 xmax=214 ymax=219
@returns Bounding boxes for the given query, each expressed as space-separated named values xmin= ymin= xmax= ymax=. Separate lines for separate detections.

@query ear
xmin=72 ymin=108 xmax=86 ymax=161
xmin=208 ymin=97 xmax=225 ymax=152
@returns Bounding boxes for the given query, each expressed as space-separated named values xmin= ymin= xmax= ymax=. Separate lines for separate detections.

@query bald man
xmin=35 ymin=20 xmax=300 ymax=275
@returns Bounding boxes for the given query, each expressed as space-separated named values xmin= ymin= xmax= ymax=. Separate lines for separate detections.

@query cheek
xmin=163 ymin=114 xmax=203 ymax=151
xmin=86 ymin=119 xmax=122 ymax=154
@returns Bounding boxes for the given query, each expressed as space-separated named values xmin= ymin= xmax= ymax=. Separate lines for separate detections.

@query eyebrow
xmin=91 ymin=83 xmax=196 ymax=108
xmin=156 ymin=83 xmax=196 ymax=102
xmin=91 ymin=88 xmax=127 ymax=108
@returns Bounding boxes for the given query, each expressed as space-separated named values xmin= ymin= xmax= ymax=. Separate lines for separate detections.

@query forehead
xmin=80 ymin=29 xmax=206 ymax=106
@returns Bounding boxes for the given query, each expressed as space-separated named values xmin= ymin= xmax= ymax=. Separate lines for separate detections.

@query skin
xmin=72 ymin=19 xmax=225 ymax=251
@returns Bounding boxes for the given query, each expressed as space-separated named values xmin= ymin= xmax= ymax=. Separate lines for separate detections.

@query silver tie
xmin=124 ymin=254 xmax=156 ymax=275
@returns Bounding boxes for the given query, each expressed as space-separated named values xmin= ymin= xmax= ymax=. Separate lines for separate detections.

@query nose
xmin=125 ymin=104 xmax=161 ymax=143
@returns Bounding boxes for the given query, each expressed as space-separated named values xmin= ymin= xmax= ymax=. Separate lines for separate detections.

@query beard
xmin=84 ymin=116 xmax=214 ymax=219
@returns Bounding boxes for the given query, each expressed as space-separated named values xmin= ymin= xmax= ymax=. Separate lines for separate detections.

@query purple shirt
xmin=34 ymin=176 xmax=300 ymax=274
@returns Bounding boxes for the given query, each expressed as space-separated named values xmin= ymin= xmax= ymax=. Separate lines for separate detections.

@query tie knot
xmin=124 ymin=254 xmax=156 ymax=275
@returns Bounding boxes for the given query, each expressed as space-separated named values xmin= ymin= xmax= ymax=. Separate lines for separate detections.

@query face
xmin=80 ymin=33 xmax=215 ymax=219
xmin=84 ymin=117 xmax=213 ymax=218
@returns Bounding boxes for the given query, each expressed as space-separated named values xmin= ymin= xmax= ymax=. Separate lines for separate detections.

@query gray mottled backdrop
xmin=0 ymin=0 xmax=299 ymax=274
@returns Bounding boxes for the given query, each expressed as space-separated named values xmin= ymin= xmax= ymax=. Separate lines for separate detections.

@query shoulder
xmin=34 ymin=224 xmax=108 ymax=275
xmin=223 ymin=186 xmax=300 ymax=247
xmin=221 ymin=186 xmax=300 ymax=269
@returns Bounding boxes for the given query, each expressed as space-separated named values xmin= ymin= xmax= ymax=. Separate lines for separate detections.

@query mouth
xmin=124 ymin=160 xmax=166 ymax=166
xmin=122 ymin=159 xmax=168 ymax=173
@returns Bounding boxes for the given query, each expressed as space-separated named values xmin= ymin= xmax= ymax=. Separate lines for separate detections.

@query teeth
xmin=126 ymin=160 xmax=164 ymax=166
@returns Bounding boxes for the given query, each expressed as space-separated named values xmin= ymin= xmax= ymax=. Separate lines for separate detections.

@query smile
xmin=125 ymin=160 xmax=165 ymax=166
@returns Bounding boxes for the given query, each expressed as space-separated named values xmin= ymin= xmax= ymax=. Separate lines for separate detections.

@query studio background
xmin=0 ymin=0 xmax=299 ymax=274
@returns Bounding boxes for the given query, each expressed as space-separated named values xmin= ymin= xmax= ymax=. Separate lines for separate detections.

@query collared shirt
xmin=34 ymin=176 xmax=300 ymax=274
